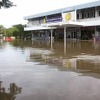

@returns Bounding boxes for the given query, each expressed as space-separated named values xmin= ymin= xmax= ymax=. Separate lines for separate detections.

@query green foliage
xmin=13 ymin=24 xmax=24 ymax=38
xmin=2 ymin=24 xmax=31 ymax=39
xmin=6 ymin=27 xmax=19 ymax=37
xmin=0 ymin=25 xmax=6 ymax=35
xmin=0 ymin=0 xmax=14 ymax=8
xmin=6 ymin=24 xmax=25 ymax=39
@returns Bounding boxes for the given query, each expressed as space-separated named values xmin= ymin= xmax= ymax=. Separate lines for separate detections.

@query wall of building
xmin=27 ymin=17 xmax=45 ymax=27
xmin=25 ymin=2 xmax=100 ymax=41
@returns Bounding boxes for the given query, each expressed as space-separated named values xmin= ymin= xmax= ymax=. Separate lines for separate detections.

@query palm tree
xmin=0 ymin=0 xmax=14 ymax=8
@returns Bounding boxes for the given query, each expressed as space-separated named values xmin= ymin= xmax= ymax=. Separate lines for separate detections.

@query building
xmin=24 ymin=0 xmax=100 ymax=41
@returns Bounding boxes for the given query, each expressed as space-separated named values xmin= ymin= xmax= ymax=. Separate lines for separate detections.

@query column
xmin=31 ymin=31 xmax=34 ymax=45
xmin=79 ymin=27 xmax=81 ymax=40
xmin=64 ymin=26 xmax=66 ymax=55
xmin=75 ymin=9 xmax=77 ymax=22
xmin=95 ymin=26 xmax=98 ymax=37
xmin=93 ymin=26 xmax=98 ymax=43
xmin=95 ymin=7 xmax=98 ymax=17
xmin=50 ymin=28 xmax=53 ymax=50
xmin=31 ymin=31 xmax=34 ymax=40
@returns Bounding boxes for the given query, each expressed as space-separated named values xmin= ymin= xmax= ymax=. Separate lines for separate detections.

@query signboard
xmin=62 ymin=11 xmax=75 ymax=22
xmin=44 ymin=18 xmax=46 ymax=24
xmin=46 ymin=17 xmax=62 ymax=23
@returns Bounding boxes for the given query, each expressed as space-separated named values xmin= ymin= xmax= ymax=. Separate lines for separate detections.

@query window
xmin=89 ymin=11 xmax=95 ymax=18
xmin=92 ymin=11 xmax=95 ymax=17
xmin=98 ymin=10 xmax=100 ymax=16
xmin=82 ymin=12 xmax=84 ymax=19
xmin=87 ymin=12 xmax=89 ymax=18
xmin=84 ymin=12 xmax=87 ymax=18
xmin=77 ymin=13 xmax=79 ymax=19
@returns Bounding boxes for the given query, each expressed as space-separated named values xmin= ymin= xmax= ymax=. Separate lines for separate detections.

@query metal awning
xmin=24 ymin=26 xmax=56 ymax=31
xmin=24 ymin=21 xmax=85 ymax=31
xmin=61 ymin=21 xmax=85 ymax=27
xmin=42 ymin=21 xmax=85 ymax=27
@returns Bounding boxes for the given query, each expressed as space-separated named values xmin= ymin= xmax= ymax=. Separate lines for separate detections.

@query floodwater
xmin=0 ymin=39 xmax=100 ymax=100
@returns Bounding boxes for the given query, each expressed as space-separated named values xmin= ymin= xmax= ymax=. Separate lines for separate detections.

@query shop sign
xmin=62 ymin=11 xmax=75 ymax=22
xmin=46 ymin=17 xmax=62 ymax=23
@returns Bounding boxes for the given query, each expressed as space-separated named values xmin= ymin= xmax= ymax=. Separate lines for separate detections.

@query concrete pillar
xmin=50 ymin=28 xmax=53 ymax=50
xmin=75 ymin=10 xmax=77 ymax=22
xmin=95 ymin=26 xmax=98 ymax=37
xmin=64 ymin=26 xmax=66 ymax=55
xmin=31 ymin=31 xmax=34 ymax=40
xmin=95 ymin=7 xmax=98 ymax=17
xmin=79 ymin=10 xmax=81 ymax=19
xmin=79 ymin=27 xmax=81 ymax=39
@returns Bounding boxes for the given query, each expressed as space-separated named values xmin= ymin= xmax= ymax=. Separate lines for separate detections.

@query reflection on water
xmin=11 ymin=39 xmax=99 ymax=75
xmin=0 ymin=80 xmax=22 ymax=100
xmin=1 ymin=39 xmax=100 ymax=100
xmin=29 ymin=40 xmax=100 ymax=74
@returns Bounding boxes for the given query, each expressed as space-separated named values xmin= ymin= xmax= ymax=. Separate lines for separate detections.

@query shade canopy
xmin=24 ymin=26 xmax=56 ymax=31
xmin=42 ymin=21 xmax=85 ymax=28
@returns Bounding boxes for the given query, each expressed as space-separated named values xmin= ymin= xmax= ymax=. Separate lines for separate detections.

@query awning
xmin=24 ymin=26 xmax=56 ymax=31
xmin=24 ymin=21 xmax=85 ymax=31
xmin=42 ymin=21 xmax=85 ymax=27
xmin=61 ymin=21 xmax=85 ymax=27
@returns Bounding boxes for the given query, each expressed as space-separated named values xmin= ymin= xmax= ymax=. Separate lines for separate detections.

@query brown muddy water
xmin=0 ymin=39 xmax=100 ymax=100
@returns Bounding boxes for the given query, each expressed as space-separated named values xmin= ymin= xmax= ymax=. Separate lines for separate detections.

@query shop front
xmin=81 ymin=27 xmax=95 ymax=40
xmin=67 ymin=27 xmax=80 ymax=40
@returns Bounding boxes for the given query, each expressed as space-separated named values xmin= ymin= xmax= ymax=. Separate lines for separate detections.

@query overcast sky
xmin=0 ymin=0 xmax=98 ymax=28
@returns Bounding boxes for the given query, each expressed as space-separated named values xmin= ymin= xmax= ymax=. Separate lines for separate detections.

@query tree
xmin=13 ymin=24 xmax=24 ymax=39
xmin=6 ymin=27 xmax=19 ymax=38
xmin=12 ymin=27 xmax=19 ymax=38
xmin=0 ymin=25 xmax=6 ymax=35
xmin=0 ymin=0 xmax=14 ymax=8
xmin=6 ymin=24 xmax=31 ymax=39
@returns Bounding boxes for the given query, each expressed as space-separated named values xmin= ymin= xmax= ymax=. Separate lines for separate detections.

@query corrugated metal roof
xmin=24 ymin=9 xmax=64 ymax=20
xmin=24 ymin=0 xmax=100 ymax=20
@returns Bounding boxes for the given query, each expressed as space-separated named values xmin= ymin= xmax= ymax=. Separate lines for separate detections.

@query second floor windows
xmin=77 ymin=7 xmax=95 ymax=19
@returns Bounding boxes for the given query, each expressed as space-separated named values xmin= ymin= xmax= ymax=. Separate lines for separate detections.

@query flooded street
xmin=1 ymin=39 xmax=100 ymax=100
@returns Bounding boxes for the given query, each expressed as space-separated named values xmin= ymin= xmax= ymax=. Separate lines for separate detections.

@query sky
xmin=0 ymin=0 xmax=98 ymax=28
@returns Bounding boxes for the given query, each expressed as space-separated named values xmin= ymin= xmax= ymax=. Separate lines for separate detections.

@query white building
xmin=24 ymin=0 xmax=100 ymax=41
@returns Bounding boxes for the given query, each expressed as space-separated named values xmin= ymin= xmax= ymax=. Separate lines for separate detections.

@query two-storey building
xmin=24 ymin=0 xmax=100 ymax=41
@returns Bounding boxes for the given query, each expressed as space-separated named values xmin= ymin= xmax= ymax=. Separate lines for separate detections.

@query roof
xmin=24 ymin=6 xmax=75 ymax=20
xmin=75 ymin=0 xmax=100 ymax=10
xmin=24 ymin=0 xmax=100 ymax=20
